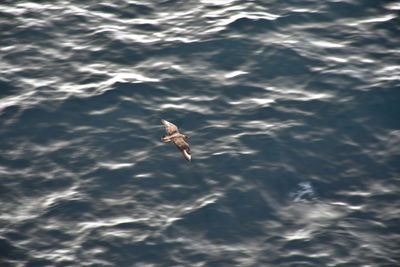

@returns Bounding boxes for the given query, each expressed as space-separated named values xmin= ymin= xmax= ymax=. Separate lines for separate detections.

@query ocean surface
xmin=1 ymin=0 xmax=400 ymax=266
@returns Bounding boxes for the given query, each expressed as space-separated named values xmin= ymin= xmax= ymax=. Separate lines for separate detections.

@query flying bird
xmin=161 ymin=119 xmax=191 ymax=162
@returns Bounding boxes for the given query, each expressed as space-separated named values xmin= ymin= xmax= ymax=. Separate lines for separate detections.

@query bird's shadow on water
xmin=161 ymin=159 xmax=285 ymax=244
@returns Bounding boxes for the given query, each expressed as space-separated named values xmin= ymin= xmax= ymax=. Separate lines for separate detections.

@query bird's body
xmin=161 ymin=119 xmax=191 ymax=162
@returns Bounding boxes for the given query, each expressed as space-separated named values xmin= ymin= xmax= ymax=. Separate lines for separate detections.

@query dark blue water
xmin=1 ymin=1 xmax=400 ymax=266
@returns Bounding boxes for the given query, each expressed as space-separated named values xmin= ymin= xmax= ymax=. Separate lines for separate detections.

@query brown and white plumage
xmin=161 ymin=119 xmax=191 ymax=162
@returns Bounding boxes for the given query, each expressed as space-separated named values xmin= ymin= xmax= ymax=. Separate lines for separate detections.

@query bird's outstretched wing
xmin=162 ymin=119 xmax=179 ymax=135
xmin=173 ymin=138 xmax=191 ymax=162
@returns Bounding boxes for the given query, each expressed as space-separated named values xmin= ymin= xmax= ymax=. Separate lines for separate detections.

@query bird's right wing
xmin=173 ymin=138 xmax=191 ymax=162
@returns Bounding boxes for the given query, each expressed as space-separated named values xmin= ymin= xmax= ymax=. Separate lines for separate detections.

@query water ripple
xmin=0 ymin=0 xmax=399 ymax=266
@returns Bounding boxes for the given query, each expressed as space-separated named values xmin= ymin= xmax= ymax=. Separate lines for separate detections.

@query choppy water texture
xmin=1 ymin=0 xmax=400 ymax=266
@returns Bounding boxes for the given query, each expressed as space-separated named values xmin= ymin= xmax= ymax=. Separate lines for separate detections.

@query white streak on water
xmin=351 ymin=14 xmax=397 ymax=25
xmin=98 ymin=162 xmax=134 ymax=170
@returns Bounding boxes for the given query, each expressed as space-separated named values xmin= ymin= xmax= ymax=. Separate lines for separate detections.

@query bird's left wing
xmin=161 ymin=119 xmax=179 ymax=135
